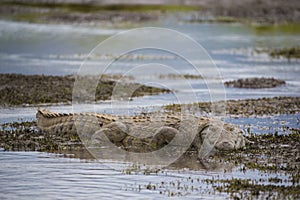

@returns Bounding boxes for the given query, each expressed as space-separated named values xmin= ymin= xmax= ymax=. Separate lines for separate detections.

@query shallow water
xmin=0 ymin=150 xmax=293 ymax=200
xmin=226 ymin=113 xmax=300 ymax=135
xmin=0 ymin=151 xmax=224 ymax=199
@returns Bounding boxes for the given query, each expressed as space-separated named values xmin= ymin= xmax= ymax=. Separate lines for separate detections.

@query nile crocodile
xmin=36 ymin=109 xmax=249 ymax=159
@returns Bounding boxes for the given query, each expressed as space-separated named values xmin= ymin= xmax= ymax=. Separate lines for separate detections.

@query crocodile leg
xmin=91 ymin=122 xmax=128 ymax=147
xmin=151 ymin=126 xmax=178 ymax=149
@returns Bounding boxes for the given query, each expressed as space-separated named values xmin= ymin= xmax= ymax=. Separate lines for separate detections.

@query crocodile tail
xmin=36 ymin=109 xmax=74 ymax=130
xmin=36 ymin=109 xmax=104 ymax=137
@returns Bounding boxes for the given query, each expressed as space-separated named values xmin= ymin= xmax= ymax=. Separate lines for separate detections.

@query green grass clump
xmin=253 ymin=23 xmax=300 ymax=35
xmin=270 ymin=47 xmax=300 ymax=59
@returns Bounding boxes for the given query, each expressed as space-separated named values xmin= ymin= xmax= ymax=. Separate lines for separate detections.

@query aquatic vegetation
xmin=207 ymin=178 xmax=300 ymax=199
xmin=1 ymin=1 xmax=201 ymax=13
xmin=158 ymin=73 xmax=203 ymax=79
xmin=216 ymin=16 xmax=240 ymax=23
xmin=223 ymin=130 xmax=300 ymax=173
xmin=253 ymin=23 xmax=300 ymax=35
xmin=165 ymin=96 xmax=300 ymax=116
xmin=0 ymin=74 xmax=169 ymax=106
xmin=254 ymin=46 xmax=300 ymax=60
xmin=0 ymin=1 xmax=201 ymax=24
xmin=188 ymin=16 xmax=242 ymax=24
xmin=202 ymin=130 xmax=300 ymax=199
xmin=270 ymin=47 xmax=300 ymax=59
xmin=0 ymin=121 xmax=83 ymax=152
xmin=224 ymin=77 xmax=286 ymax=89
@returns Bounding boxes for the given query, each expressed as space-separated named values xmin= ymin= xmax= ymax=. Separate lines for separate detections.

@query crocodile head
xmin=198 ymin=121 xmax=249 ymax=159
xmin=214 ymin=127 xmax=245 ymax=151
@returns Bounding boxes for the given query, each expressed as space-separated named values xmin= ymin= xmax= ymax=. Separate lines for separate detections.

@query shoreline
xmin=1 ymin=0 xmax=299 ymax=25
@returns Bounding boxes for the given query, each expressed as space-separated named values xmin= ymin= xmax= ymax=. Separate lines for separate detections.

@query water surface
xmin=0 ymin=151 xmax=292 ymax=199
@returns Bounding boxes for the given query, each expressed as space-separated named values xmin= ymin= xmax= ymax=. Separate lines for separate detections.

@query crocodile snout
xmin=215 ymin=140 xmax=235 ymax=151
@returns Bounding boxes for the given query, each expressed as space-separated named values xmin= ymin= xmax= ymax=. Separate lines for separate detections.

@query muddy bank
xmin=0 ymin=1 xmax=197 ymax=25
xmin=1 ymin=0 xmax=299 ymax=24
xmin=224 ymin=77 xmax=286 ymax=89
xmin=165 ymin=96 xmax=300 ymax=116
xmin=0 ymin=74 xmax=169 ymax=107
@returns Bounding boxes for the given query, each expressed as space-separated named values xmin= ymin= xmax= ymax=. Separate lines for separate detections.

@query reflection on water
xmin=0 ymin=151 xmax=142 ymax=200
xmin=53 ymin=149 xmax=231 ymax=172
xmin=0 ymin=151 xmax=226 ymax=199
